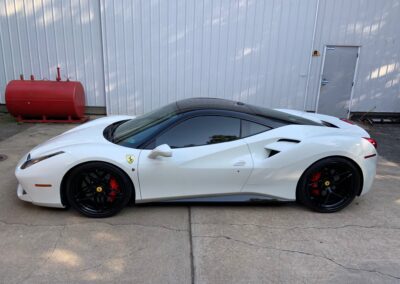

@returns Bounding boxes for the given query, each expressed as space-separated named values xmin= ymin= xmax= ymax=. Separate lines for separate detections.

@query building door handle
xmin=233 ymin=161 xmax=246 ymax=167
xmin=321 ymin=78 xmax=329 ymax=86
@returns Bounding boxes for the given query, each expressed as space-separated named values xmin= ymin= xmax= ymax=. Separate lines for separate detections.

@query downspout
xmin=303 ymin=0 xmax=320 ymax=111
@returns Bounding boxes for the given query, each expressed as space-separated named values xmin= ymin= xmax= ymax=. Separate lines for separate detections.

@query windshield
xmin=113 ymin=103 xmax=178 ymax=145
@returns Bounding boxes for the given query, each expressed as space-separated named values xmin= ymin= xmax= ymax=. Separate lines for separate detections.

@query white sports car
xmin=15 ymin=98 xmax=377 ymax=217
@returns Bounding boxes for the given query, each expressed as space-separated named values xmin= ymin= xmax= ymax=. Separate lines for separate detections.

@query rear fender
xmin=243 ymin=130 xmax=375 ymax=199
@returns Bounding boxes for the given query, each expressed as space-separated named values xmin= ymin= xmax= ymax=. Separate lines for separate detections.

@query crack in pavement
xmin=193 ymin=234 xmax=400 ymax=281
xmin=1 ymin=219 xmax=188 ymax=282
xmin=21 ymin=239 xmax=146 ymax=281
xmin=84 ymin=221 xmax=189 ymax=233
xmin=0 ymin=220 xmax=188 ymax=233
xmin=0 ymin=220 xmax=65 ymax=228
xmin=75 ymin=247 xmax=146 ymax=273
xmin=21 ymin=225 xmax=66 ymax=283
xmin=192 ymin=222 xmax=400 ymax=231
xmin=3 ymin=219 xmax=188 ymax=282
xmin=188 ymin=207 xmax=195 ymax=284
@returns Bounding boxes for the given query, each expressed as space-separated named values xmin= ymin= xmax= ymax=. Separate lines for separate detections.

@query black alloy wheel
xmin=66 ymin=162 xmax=133 ymax=218
xmin=297 ymin=157 xmax=362 ymax=213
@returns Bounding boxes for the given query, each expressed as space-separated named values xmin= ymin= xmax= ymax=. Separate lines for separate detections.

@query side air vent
xmin=321 ymin=120 xmax=339 ymax=128
xmin=277 ymin=138 xmax=300 ymax=143
xmin=265 ymin=139 xmax=299 ymax=158
xmin=269 ymin=150 xmax=280 ymax=157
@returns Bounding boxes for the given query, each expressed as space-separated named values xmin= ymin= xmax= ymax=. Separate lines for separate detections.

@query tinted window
xmin=241 ymin=120 xmax=270 ymax=137
xmin=155 ymin=116 xmax=240 ymax=148
xmin=113 ymin=103 xmax=178 ymax=147
xmin=250 ymin=105 xmax=323 ymax=126
xmin=116 ymin=117 xmax=177 ymax=148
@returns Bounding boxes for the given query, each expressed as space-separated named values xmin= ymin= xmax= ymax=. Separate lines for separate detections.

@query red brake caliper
xmin=108 ymin=177 xmax=120 ymax=202
xmin=310 ymin=172 xmax=321 ymax=196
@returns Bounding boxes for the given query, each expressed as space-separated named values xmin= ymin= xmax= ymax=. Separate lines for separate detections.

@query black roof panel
xmin=176 ymin=97 xmax=251 ymax=113
xmin=175 ymin=97 xmax=322 ymax=126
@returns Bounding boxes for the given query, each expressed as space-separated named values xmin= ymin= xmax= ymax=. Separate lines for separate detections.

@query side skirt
xmin=136 ymin=193 xmax=293 ymax=204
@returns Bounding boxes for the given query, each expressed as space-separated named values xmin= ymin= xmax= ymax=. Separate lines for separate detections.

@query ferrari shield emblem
xmin=126 ymin=154 xmax=135 ymax=164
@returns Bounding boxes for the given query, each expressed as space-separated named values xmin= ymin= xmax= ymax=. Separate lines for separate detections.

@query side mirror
xmin=148 ymin=144 xmax=173 ymax=159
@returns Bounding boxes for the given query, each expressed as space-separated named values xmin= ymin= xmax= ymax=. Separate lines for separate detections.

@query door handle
xmin=321 ymin=79 xmax=329 ymax=86
xmin=233 ymin=161 xmax=246 ymax=167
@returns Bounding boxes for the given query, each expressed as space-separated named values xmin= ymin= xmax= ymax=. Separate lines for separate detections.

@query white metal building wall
xmin=0 ymin=0 xmax=399 ymax=114
xmin=101 ymin=0 xmax=400 ymax=115
xmin=306 ymin=0 xmax=400 ymax=113
xmin=0 ymin=0 xmax=105 ymax=106
xmin=101 ymin=0 xmax=319 ymax=115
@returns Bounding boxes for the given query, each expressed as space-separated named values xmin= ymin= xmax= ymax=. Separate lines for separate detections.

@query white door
xmin=138 ymin=116 xmax=253 ymax=200
xmin=318 ymin=46 xmax=359 ymax=118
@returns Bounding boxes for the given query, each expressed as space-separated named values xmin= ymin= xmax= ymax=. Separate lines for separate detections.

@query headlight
xmin=21 ymin=151 xmax=65 ymax=169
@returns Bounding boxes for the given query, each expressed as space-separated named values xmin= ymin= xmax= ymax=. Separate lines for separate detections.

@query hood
xmin=29 ymin=115 xmax=133 ymax=157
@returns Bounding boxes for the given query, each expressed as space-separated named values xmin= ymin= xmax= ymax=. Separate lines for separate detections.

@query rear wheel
xmin=66 ymin=162 xmax=133 ymax=218
xmin=297 ymin=157 xmax=362 ymax=213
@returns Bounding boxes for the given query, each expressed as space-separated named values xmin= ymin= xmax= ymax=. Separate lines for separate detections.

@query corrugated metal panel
xmin=101 ymin=0 xmax=319 ymax=115
xmin=0 ymin=0 xmax=105 ymax=106
xmin=1 ymin=0 xmax=399 ymax=114
xmin=306 ymin=0 xmax=400 ymax=113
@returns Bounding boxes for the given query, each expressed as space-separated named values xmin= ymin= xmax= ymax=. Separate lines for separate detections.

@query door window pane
xmin=155 ymin=116 xmax=240 ymax=148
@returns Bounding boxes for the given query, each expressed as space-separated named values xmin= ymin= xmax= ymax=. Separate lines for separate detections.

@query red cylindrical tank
xmin=5 ymin=79 xmax=86 ymax=122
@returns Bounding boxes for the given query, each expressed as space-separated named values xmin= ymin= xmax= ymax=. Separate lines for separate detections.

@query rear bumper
xmin=359 ymin=154 xmax=378 ymax=195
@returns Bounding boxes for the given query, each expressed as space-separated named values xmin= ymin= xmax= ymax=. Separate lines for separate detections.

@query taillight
xmin=340 ymin=118 xmax=354 ymax=125
xmin=364 ymin=137 xmax=378 ymax=149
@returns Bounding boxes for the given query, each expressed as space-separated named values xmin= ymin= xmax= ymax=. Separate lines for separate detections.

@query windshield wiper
xmin=109 ymin=125 xmax=118 ymax=142
xmin=108 ymin=121 xmax=127 ymax=143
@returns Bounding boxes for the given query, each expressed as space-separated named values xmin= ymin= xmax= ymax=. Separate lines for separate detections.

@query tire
xmin=297 ymin=157 xmax=362 ymax=213
xmin=66 ymin=162 xmax=133 ymax=218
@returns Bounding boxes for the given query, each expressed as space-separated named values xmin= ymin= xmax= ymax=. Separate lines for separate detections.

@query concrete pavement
xmin=0 ymin=116 xmax=399 ymax=283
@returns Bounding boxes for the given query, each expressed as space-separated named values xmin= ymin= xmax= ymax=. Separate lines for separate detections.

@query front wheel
xmin=66 ymin=162 xmax=133 ymax=218
xmin=297 ymin=157 xmax=362 ymax=213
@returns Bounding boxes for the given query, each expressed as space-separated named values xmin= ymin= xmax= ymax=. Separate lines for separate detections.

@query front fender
xmin=15 ymin=143 xmax=142 ymax=208
xmin=62 ymin=144 xmax=142 ymax=200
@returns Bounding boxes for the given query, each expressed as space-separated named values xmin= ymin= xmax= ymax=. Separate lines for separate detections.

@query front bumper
xmin=16 ymin=183 xmax=64 ymax=208
xmin=15 ymin=152 xmax=74 ymax=208
xmin=17 ymin=183 xmax=33 ymax=202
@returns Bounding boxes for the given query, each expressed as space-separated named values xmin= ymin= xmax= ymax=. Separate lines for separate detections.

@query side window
xmin=241 ymin=120 xmax=270 ymax=137
xmin=155 ymin=116 xmax=240 ymax=148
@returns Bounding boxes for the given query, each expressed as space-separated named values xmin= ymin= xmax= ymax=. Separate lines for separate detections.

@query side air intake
xmin=269 ymin=150 xmax=280 ymax=157
xmin=277 ymin=138 xmax=300 ymax=143
xmin=265 ymin=139 xmax=301 ymax=158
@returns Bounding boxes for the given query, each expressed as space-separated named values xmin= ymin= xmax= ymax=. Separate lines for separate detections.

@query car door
xmin=138 ymin=115 xmax=253 ymax=200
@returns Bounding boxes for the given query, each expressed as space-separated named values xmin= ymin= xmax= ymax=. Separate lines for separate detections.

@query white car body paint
xmin=138 ymin=139 xmax=253 ymax=200
xmin=242 ymin=125 xmax=376 ymax=200
xmin=15 ymin=110 xmax=377 ymax=208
